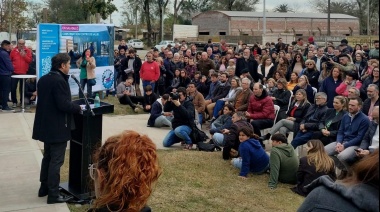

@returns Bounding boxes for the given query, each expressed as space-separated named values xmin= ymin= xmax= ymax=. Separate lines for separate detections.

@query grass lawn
xmin=64 ymin=150 xmax=305 ymax=212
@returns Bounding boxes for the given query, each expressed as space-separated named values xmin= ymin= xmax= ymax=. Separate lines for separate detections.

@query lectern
xmin=59 ymin=98 xmax=114 ymax=200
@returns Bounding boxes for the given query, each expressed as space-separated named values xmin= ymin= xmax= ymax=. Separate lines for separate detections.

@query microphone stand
xmin=72 ymin=76 xmax=95 ymax=116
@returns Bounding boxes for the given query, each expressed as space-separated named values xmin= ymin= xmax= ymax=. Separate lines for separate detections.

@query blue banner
xmin=37 ymin=24 xmax=115 ymax=95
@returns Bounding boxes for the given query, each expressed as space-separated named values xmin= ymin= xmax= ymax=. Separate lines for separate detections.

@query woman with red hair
xmin=88 ymin=130 xmax=161 ymax=212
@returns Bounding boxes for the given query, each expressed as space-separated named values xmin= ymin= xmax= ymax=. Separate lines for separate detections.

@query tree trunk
xmin=159 ymin=3 xmax=163 ymax=41
xmin=144 ymin=0 xmax=152 ymax=47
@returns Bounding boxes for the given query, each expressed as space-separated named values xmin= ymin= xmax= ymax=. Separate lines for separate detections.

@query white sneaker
xmin=12 ymin=103 xmax=17 ymax=108
xmin=134 ymin=107 xmax=139 ymax=113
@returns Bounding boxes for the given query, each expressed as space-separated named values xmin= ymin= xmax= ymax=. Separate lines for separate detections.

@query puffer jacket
xmin=246 ymin=89 xmax=275 ymax=120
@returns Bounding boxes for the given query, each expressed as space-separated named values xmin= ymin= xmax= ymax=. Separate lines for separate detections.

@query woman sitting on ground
xmin=88 ymin=130 xmax=161 ymax=212
xmin=298 ymin=149 xmax=379 ymax=212
xmin=232 ymin=126 xmax=269 ymax=179
xmin=291 ymin=139 xmax=336 ymax=197
xmin=259 ymin=89 xmax=310 ymax=141
xmin=311 ymin=96 xmax=347 ymax=146
xmin=209 ymin=104 xmax=235 ymax=135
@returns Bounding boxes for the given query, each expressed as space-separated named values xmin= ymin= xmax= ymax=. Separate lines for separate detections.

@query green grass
xmin=63 ymin=150 xmax=305 ymax=212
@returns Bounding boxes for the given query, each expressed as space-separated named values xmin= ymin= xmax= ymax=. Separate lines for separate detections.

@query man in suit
xmin=32 ymin=53 xmax=82 ymax=204
xmin=235 ymin=48 xmax=259 ymax=81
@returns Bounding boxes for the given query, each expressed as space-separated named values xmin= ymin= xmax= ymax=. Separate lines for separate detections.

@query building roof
xmin=193 ymin=11 xmax=358 ymax=20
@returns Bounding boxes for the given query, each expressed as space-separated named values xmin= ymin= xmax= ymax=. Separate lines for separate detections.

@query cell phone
xmin=354 ymin=149 xmax=361 ymax=152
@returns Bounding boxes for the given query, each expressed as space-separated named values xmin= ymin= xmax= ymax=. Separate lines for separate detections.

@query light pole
xmin=327 ymin=0 xmax=331 ymax=36
xmin=263 ymin=0 xmax=266 ymax=44
xmin=8 ymin=0 xmax=12 ymax=41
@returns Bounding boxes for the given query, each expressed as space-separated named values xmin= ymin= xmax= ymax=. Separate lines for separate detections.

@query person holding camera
xmin=162 ymin=87 xmax=196 ymax=150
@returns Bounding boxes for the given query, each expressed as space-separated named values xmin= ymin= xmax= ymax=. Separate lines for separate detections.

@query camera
xmin=170 ymin=92 xmax=179 ymax=100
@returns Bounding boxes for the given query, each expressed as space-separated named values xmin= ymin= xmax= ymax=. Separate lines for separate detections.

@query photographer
xmin=162 ymin=87 xmax=196 ymax=150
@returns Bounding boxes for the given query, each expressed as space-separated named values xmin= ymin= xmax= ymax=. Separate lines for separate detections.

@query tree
xmin=25 ymin=1 xmax=44 ymax=28
xmin=273 ymin=4 xmax=294 ymax=13
xmin=45 ymin=0 xmax=117 ymax=24
xmin=0 ymin=0 xmax=28 ymax=32
xmin=210 ymin=0 xmax=259 ymax=11
xmin=310 ymin=0 xmax=379 ymax=34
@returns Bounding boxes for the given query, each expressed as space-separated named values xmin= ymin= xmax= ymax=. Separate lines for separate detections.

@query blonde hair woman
xmin=291 ymin=139 xmax=336 ymax=196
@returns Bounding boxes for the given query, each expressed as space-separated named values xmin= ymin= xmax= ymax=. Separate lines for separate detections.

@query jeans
xmin=154 ymin=115 xmax=172 ymax=128
xmin=114 ymin=69 xmax=119 ymax=91
xmin=11 ymin=76 xmax=24 ymax=104
xmin=163 ymin=125 xmax=192 ymax=147
xmin=79 ymin=79 xmax=93 ymax=98
xmin=0 ymin=75 xmax=11 ymax=108
xmin=325 ymin=142 xmax=359 ymax=170
xmin=40 ymin=141 xmax=67 ymax=197
xmin=291 ymin=131 xmax=314 ymax=149
xmin=250 ymin=119 xmax=274 ymax=136
xmin=269 ymin=119 xmax=294 ymax=136
xmin=142 ymin=80 xmax=155 ymax=96
xmin=212 ymin=133 xmax=225 ymax=147
xmin=232 ymin=158 xmax=269 ymax=174
xmin=198 ymin=113 xmax=203 ymax=127
xmin=213 ymin=99 xmax=225 ymax=118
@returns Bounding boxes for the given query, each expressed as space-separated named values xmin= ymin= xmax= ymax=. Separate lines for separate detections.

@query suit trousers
xmin=40 ymin=141 xmax=67 ymax=197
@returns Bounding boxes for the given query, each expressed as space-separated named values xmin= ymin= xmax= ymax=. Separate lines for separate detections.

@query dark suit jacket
xmin=362 ymin=98 xmax=379 ymax=116
xmin=301 ymin=104 xmax=328 ymax=131
xmin=359 ymin=121 xmax=378 ymax=151
xmin=32 ymin=69 xmax=81 ymax=143
xmin=211 ymin=82 xmax=231 ymax=102
xmin=236 ymin=57 xmax=259 ymax=81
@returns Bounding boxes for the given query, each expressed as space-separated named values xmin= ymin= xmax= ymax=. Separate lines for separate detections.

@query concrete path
xmin=0 ymin=112 xmax=174 ymax=212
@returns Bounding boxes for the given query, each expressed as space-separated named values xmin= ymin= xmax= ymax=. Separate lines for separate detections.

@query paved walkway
xmin=0 ymin=112 xmax=171 ymax=212
xmin=0 ymin=111 xmax=302 ymax=212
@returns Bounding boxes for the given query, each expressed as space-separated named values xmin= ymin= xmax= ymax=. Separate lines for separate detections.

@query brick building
xmin=192 ymin=11 xmax=360 ymax=37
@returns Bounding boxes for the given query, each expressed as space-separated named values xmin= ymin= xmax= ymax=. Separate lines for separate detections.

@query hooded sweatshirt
xmin=298 ymin=175 xmax=379 ymax=212
xmin=238 ymin=138 xmax=269 ymax=176
xmin=268 ymin=143 xmax=299 ymax=188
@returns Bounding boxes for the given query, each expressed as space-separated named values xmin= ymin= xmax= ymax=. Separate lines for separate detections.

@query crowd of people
xmin=110 ymin=37 xmax=379 ymax=211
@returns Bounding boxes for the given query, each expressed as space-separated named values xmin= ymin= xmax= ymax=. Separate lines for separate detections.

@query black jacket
xmin=302 ymin=68 xmax=320 ymax=89
xmin=164 ymin=96 xmax=195 ymax=129
xmin=360 ymin=121 xmax=378 ymax=151
xmin=259 ymin=65 xmax=275 ymax=80
xmin=24 ymin=79 xmax=36 ymax=98
xmin=362 ymin=98 xmax=379 ymax=116
xmin=143 ymin=93 xmax=158 ymax=107
xmin=318 ymin=109 xmax=347 ymax=142
xmin=120 ymin=56 xmax=142 ymax=82
xmin=222 ymin=120 xmax=253 ymax=160
xmin=273 ymin=89 xmax=292 ymax=112
xmin=301 ymin=103 xmax=328 ymax=131
xmin=211 ymin=81 xmax=231 ymax=102
xmin=32 ymin=69 xmax=81 ymax=143
xmin=235 ymin=57 xmax=259 ymax=81
xmin=286 ymin=102 xmax=311 ymax=137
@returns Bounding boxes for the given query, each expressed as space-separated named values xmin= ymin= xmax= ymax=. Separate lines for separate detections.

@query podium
xmin=59 ymin=99 xmax=114 ymax=200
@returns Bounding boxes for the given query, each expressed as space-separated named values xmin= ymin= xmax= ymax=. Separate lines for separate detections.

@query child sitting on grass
xmin=231 ymin=126 xmax=269 ymax=179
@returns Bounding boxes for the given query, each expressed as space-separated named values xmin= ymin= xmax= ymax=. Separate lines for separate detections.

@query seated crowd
xmin=113 ymin=38 xmax=379 ymax=210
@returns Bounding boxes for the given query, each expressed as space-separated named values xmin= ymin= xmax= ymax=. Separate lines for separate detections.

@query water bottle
xmin=94 ymin=93 xmax=100 ymax=108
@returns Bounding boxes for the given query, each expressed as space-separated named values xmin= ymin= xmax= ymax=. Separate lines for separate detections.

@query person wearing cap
xmin=328 ymin=54 xmax=356 ymax=76
xmin=0 ymin=40 xmax=14 ymax=111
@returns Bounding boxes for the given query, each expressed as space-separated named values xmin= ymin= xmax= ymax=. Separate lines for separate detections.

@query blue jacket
xmin=238 ymin=138 xmax=269 ymax=177
xmin=147 ymin=99 xmax=164 ymax=127
xmin=319 ymin=76 xmax=342 ymax=108
xmin=337 ymin=111 xmax=370 ymax=148
xmin=0 ymin=47 xmax=14 ymax=75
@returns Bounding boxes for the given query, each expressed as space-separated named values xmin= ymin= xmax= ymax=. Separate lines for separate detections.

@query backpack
xmin=190 ymin=109 xmax=208 ymax=143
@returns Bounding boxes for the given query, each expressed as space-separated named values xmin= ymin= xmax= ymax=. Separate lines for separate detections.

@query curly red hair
xmin=92 ymin=130 xmax=161 ymax=212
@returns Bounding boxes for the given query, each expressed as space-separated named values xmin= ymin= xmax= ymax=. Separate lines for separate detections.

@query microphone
xmin=71 ymin=74 xmax=95 ymax=116
xmin=71 ymin=74 xmax=80 ymax=84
